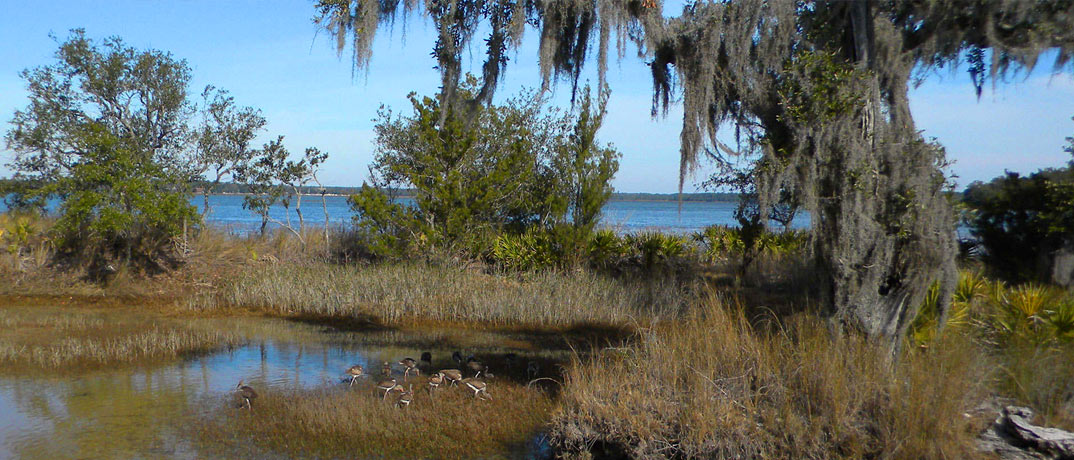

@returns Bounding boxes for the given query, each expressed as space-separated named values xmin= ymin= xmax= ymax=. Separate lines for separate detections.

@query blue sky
xmin=1 ymin=1 xmax=1072 ymax=193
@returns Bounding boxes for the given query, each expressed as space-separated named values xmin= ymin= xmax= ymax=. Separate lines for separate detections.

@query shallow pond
xmin=0 ymin=317 xmax=566 ymax=459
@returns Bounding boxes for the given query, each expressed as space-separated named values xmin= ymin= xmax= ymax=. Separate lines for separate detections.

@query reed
xmin=188 ymin=262 xmax=696 ymax=327
xmin=549 ymin=295 xmax=984 ymax=459
xmin=193 ymin=379 xmax=555 ymax=459
xmin=0 ymin=304 xmax=244 ymax=372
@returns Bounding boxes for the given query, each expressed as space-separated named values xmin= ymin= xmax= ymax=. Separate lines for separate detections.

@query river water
xmin=195 ymin=194 xmax=809 ymax=234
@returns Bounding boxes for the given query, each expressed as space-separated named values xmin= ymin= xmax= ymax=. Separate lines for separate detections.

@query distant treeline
xmin=3 ymin=178 xmax=962 ymax=203
xmin=195 ymin=182 xmax=739 ymax=202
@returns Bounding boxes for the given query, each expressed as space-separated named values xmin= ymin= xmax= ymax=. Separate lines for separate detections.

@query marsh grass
xmin=0 ymin=303 xmax=244 ymax=372
xmin=193 ymin=379 xmax=556 ymax=459
xmin=549 ymin=296 xmax=985 ymax=459
xmin=188 ymin=262 xmax=696 ymax=327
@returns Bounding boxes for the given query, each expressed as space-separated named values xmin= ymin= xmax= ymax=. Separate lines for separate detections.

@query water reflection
xmin=0 ymin=319 xmax=567 ymax=459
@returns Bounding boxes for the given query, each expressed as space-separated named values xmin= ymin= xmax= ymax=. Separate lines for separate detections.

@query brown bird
xmin=466 ymin=356 xmax=487 ymax=378
xmin=236 ymin=380 xmax=258 ymax=410
xmin=376 ymin=378 xmax=402 ymax=399
xmin=460 ymin=378 xmax=491 ymax=400
xmin=397 ymin=385 xmax=414 ymax=408
xmin=399 ymin=357 xmax=420 ymax=381
xmin=427 ymin=371 xmax=444 ymax=394
xmin=439 ymin=369 xmax=463 ymax=386
xmin=381 ymin=361 xmax=392 ymax=377
xmin=345 ymin=364 xmax=364 ymax=387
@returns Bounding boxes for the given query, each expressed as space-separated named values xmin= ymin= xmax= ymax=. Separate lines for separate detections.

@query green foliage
xmin=624 ymin=231 xmax=691 ymax=270
xmin=50 ymin=126 xmax=198 ymax=268
xmin=350 ymin=79 xmax=618 ymax=261
xmin=963 ymin=166 xmax=1074 ymax=282
xmin=971 ymin=281 xmax=1074 ymax=345
xmin=192 ymin=85 xmax=266 ymax=215
xmin=236 ymin=137 xmax=329 ymax=240
xmin=4 ymin=30 xmax=203 ymax=271
xmin=778 ymin=50 xmax=867 ymax=125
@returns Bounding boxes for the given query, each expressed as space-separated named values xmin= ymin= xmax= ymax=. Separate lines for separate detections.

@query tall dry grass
xmin=549 ymin=295 xmax=985 ymax=459
xmin=193 ymin=379 xmax=555 ymax=459
xmin=188 ymin=263 xmax=696 ymax=327
xmin=0 ymin=304 xmax=244 ymax=372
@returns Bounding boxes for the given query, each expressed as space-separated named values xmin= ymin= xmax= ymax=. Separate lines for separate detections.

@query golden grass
xmin=188 ymin=262 xmax=695 ymax=327
xmin=0 ymin=301 xmax=244 ymax=372
xmin=549 ymin=295 xmax=985 ymax=459
xmin=193 ymin=379 xmax=556 ymax=459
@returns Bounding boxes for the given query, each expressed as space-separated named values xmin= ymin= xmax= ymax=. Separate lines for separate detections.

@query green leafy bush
xmin=963 ymin=167 xmax=1074 ymax=282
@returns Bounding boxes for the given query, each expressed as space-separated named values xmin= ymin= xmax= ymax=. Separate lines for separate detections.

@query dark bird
xmin=452 ymin=351 xmax=463 ymax=367
xmin=399 ymin=358 xmax=420 ymax=381
xmin=527 ymin=361 xmax=540 ymax=380
xmin=420 ymin=351 xmax=432 ymax=367
xmin=504 ymin=353 xmax=518 ymax=370
xmin=236 ymin=380 xmax=258 ymax=410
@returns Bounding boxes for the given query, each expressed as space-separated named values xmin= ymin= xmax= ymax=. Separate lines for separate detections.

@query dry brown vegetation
xmin=193 ymin=379 xmax=556 ymax=459
xmin=4 ymin=218 xmax=1074 ymax=458
xmin=188 ymin=262 xmax=695 ymax=327
xmin=0 ymin=299 xmax=244 ymax=372
xmin=549 ymin=296 xmax=986 ymax=459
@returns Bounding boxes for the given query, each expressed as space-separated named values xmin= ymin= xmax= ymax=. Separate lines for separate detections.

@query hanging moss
xmin=315 ymin=0 xmax=1074 ymax=351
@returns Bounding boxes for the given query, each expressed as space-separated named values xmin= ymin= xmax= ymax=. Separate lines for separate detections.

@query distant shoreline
xmin=204 ymin=191 xmax=739 ymax=203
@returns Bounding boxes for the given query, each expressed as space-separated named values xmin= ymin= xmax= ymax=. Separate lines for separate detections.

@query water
xmin=0 ymin=318 xmax=563 ymax=459
xmin=193 ymin=194 xmax=810 ymax=234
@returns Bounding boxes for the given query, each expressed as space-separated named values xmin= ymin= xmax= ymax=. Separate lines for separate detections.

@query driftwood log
xmin=979 ymin=406 xmax=1074 ymax=460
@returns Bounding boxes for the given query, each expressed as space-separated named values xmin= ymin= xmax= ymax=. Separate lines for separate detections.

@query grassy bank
xmin=549 ymin=297 xmax=985 ymax=459
xmin=194 ymin=379 xmax=555 ymax=459
xmin=0 ymin=298 xmax=244 ymax=372
xmin=188 ymin=262 xmax=697 ymax=328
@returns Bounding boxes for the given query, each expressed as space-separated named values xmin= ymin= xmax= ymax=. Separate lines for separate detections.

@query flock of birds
xmin=234 ymin=351 xmax=541 ymax=410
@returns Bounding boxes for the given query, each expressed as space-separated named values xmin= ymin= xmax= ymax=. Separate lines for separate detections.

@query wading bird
xmin=466 ymin=356 xmax=487 ymax=378
xmin=399 ymin=357 xmax=420 ymax=380
xmin=376 ymin=378 xmax=402 ymax=399
xmin=439 ymin=369 xmax=463 ymax=386
xmin=459 ymin=378 xmax=491 ymax=400
xmin=345 ymin=364 xmax=364 ymax=386
xmin=420 ymin=351 xmax=432 ymax=367
xmin=236 ymin=380 xmax=258 ymax=410
xmin=452 ymin=351 xmax=463 ymax=367
xmin=397 ymin=385 xmax=414 ymax=408
xmin=427 ymin=372 xmax=444 ymax=394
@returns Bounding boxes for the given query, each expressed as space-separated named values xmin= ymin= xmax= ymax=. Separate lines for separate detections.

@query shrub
xmin=963 ymin=168 xmax=1074 ymax=283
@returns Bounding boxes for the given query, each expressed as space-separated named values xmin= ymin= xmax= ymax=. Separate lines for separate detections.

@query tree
xmin=964 ymin=166 xmax=1074 ymax=283
xmin=554 ymin=85 xmax=620 ymax=234
xmin=317 ymin=0 xmax=1074 ymax=352
xmin=192 ymin=86 xmax=267 ymax=217
xmin=4 ymin=30 xmax=200 ymax=271
xmin=350 ymin=81 xmax=618 ymax=258
xmin=236 ymin=136 xmax=329 ymax=242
